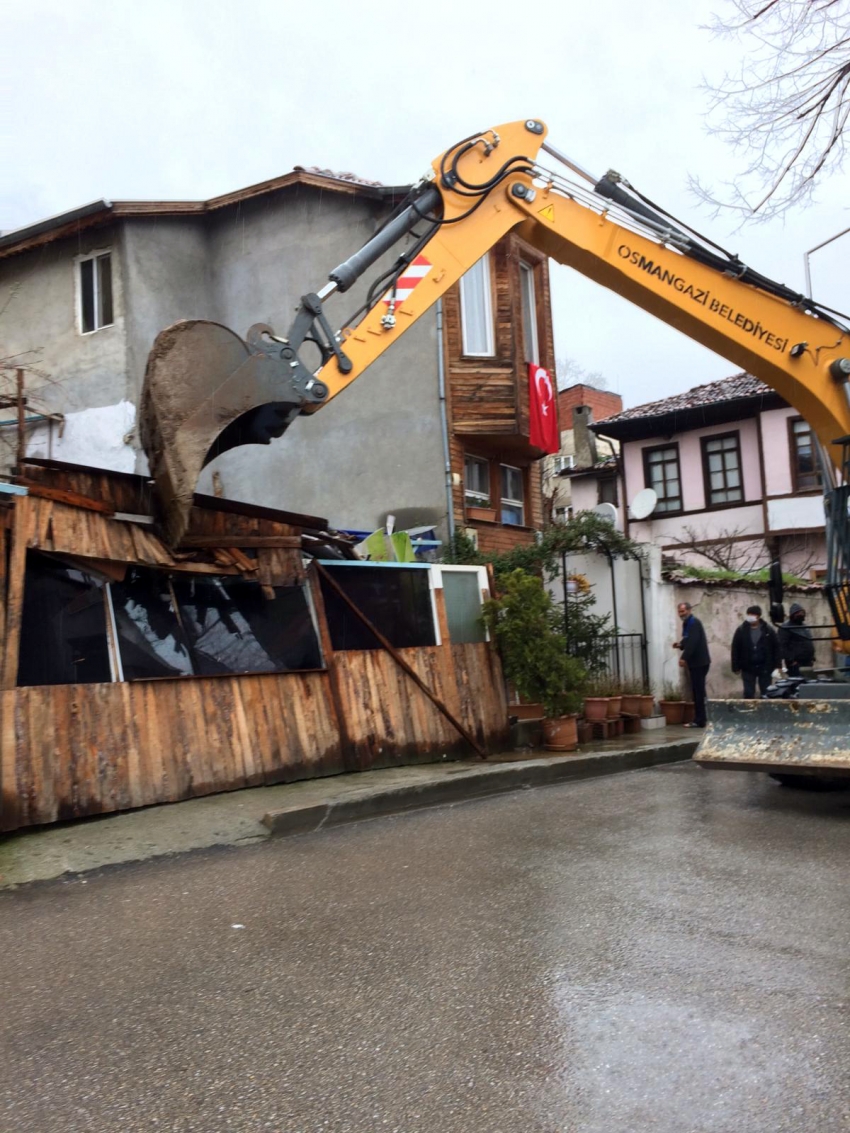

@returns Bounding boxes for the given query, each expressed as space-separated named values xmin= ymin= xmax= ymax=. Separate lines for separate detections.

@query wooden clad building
xmin=0 ymin=460 xmax=508 ymax=833
xmin=443 ymin=233 xmax=554 ymax=555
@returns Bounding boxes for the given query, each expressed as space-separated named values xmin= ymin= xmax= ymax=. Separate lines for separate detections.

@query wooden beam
xmin=2 ymin=502 xmax=30 ymax=689
xmin=176 ymin=535 xmax=301 ymax=549
xmin=13 ymin=481 xmax=115 ymax=516
xmin=315 ymin=563 xmax=487 ymax=760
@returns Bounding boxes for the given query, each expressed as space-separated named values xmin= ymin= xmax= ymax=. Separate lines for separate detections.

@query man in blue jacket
xmin=673 ymin=601 xmax=711 ymax=728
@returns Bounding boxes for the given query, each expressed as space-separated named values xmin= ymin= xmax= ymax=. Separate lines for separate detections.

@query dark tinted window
xmin=171 ymin=575 xmax=322 ymax=675
xmin=18 ymin=551 xmax=111 ymax=686
xmin=320 ymin=565 xmax=436 ymax=651
xmin=110 ymin=569 xmax=194 ymax=680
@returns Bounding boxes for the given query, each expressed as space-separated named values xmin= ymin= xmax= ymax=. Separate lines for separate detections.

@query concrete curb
xmin=262 ymin=740 xmax=697 ymax=836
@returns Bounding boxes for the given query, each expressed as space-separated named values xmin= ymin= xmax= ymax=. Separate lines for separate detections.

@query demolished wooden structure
xmin=0 ymin=460 xmax=508 ymax=832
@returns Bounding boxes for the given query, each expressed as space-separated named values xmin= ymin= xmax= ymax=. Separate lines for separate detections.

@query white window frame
xmin=464 ymin=454 xmax=491 ymax=507
xmin=75 ymin=249 xmax=114 ymax=335
xmin=519 ymin=261 xmax=539 ymax=365
xmin=430 ymin=564 xmax=492 ymax=643
xmin=500 ymin=463 xmax=525 ymax=526
xmin=459 ymin=253 xmax=495 ymax=357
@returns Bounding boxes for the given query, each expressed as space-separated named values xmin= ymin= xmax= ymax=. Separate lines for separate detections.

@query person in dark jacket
xmin=731 ymin=605 xmax=779 ymax=697
xmin=778 ymin=603 xmax=815 ymax=676
xmin=673 ymin=601 xmax=711 ymax=727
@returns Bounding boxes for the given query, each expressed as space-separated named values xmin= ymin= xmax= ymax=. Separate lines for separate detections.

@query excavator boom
xmin=139 ymin=117 xmax=850 ymax=779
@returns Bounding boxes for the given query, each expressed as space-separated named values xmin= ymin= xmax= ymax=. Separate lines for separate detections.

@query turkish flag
xmin=528 ymin=363 xmax=559 ymax=453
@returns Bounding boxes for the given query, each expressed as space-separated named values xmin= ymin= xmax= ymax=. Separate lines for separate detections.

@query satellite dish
xmin=629 ymin=488 xmax=658 ymax=520
xmin=593 ymin=502 xmax=618 ymax=526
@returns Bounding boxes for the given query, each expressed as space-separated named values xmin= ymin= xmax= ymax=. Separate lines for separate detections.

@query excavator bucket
xmin=694 ymin=698 xmax=850 ymax=778
xmin=140 ymin=320 xmax=321 ymax=546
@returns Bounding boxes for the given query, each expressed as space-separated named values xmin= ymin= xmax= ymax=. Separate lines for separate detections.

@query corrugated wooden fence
xmin=0 ymin=642 xmax=508 ymax=831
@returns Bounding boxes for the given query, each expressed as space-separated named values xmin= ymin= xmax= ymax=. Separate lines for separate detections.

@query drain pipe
xmin=436 ymin=300 xmax=456 ymax=541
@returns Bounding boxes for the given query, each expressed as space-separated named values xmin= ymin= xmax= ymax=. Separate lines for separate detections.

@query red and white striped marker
xmin=382 ymin=255 xmax=433 ymax=308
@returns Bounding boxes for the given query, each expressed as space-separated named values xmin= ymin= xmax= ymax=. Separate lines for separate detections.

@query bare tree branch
xmin=694 ymin=0 xmax=850 ymax=220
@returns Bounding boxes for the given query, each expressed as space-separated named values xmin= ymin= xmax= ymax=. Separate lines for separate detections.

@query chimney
xmin=572 ymin=405 xmax=598 ymax=467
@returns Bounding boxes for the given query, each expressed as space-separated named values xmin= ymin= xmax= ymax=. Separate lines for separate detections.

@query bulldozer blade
xmin=694 ymin=699 xmax=850 ymax=777
xmin=139 ymin=320 xmax=309 ymax=546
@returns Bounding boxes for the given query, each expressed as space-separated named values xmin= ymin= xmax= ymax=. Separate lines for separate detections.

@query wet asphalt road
xmin=1 ymin=764 xmax=848 ymax=1133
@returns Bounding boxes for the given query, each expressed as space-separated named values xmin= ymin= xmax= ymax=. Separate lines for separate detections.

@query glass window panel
xmin=79 ymin=257 xmax=95 ymax=333
xmin=98 ymin=253 xmax=113 ymax=326
xmin=666 ymin=479 xmax=680 ymax=498
xmin=519 ymin=262 xmax=539 ymax=364
xmin=713 ymin=490 xmax=728 ymax=504
xmin=172 ymin=576 xmax=321 ymax=675
xmin=501 ymin=503 xmax=524 ymax=526
xmin=110 ymin=569 xmax=193 ymax=680
xmin=464 ymin=456 xmax=490 ymax=499
xmin=501 ymin=465 xmax=523 ymax=502
xmin=18 ymin=551 xmax=111 ymax=686
xmin=708 ymin=453 xmax=723 ymax=472
xmin=459 ymin=255 xmax=494 ymax=356
xmin=726 ymin=468 xmax=741 ymax=488
xmin=320 ymin=566 xmax=436 ymax=651
xmin=442 ymin=570 xmax=486 ymax=644
xmin=710 ymin=471 xmax=725 ymax=490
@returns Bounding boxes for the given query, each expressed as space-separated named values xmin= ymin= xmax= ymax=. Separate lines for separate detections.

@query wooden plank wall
xmin=0 ymin=643 xmax=508 ymax=832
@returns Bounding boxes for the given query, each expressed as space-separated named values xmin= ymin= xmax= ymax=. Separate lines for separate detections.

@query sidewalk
xmin=0 ymin=727 xmax=698 ymax=889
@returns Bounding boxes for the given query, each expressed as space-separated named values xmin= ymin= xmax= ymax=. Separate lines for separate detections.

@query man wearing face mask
xmin=778 ymin=603 xmax=815 ymax=677
xmin=731 ymin=605 xmax=779 ymax=698
xmin=673 ymin=601 xmax=710 ymax=728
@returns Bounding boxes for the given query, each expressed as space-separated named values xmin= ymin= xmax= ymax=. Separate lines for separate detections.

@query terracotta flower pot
xmin=638 ymin=695 xmax=655 ymax=718
xmin=467 ymin=506 xmax=496 ymax=523
xmin=659 ymin=700 xmax=685 ymax=725
xmin=542 ymin=714 xmax=579 ymax=752
xmin=583 ymin=697 xmax=609 ymax=721
xmin=606 ymin=695 xmax=622 ymax=718
xmin=620 ymin=694 xmax=642 ymax=717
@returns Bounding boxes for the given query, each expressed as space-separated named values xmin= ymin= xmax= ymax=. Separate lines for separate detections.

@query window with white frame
xmin=519 ymin=261 xmax=539 ymax=364
xmin=500 ymin=464 xmax=525 ymax=525
xmin=464 ymin=454 xmax=491 ymax=508
xmin=78 ymin=251 xmax=114 ymax=334
xmin=459 ymin=253 xmax=495 ymax=356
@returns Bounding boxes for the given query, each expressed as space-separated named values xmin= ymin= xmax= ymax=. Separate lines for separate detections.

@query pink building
xmin=565 ymin=373 xmax=826 ymax=578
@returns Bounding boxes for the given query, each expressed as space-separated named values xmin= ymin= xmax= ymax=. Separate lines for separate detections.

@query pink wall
xmin=622 ymin=418 xmax=763 ymax=517
xmin=759 ymin=406 xmax=797 ymax=497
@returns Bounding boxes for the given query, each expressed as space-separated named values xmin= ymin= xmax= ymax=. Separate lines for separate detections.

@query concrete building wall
xmin=196 ymin=189 xmax=446 ymax=534
xmin=0 ymin=224 xmax=130 ymax=423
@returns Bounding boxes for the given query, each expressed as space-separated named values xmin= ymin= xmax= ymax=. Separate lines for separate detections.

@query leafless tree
xmin=692 ymin=0 xmax=850 ymax=220
xmin=555 ymin=356 xmax=609 ymax=391
xmin=669 ymin=524 xmax=821 ymax=576
xmin=668 ymin=525 xmax=770 ymax=572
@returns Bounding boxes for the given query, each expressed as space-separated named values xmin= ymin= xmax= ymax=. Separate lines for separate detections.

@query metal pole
xmin=608 ymin=551 xmax=621 ymax=681
xmin=637 ymin=557 xmax=649 ymax=688
xmin=15 ymin=369 xmax=25 ymax=469
xmin=804 ymin=225 xmax=850 ymax=298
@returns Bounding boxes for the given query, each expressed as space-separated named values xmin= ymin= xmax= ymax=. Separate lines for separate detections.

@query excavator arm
xmin=141 ymin=118 xmax=850 ymax=547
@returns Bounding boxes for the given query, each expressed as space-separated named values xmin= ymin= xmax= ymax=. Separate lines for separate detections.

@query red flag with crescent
xmin=528 ymin=364 xmax=559 ymax=453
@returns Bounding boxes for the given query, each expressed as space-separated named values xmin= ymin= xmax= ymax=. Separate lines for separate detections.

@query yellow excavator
xmin=140 ymin=118 xmax=850 ymax=783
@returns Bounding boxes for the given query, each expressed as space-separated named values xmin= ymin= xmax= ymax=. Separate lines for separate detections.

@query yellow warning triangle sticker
xmin=538 ymin=204 xmax=555 ymax=222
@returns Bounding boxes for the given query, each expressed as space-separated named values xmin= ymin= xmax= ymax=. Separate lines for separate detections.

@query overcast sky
xmin=1 ymin=0 xmax=847 ymax=408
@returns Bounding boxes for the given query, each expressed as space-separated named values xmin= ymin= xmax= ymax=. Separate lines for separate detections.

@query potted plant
xmin=483 ymin=570 xmax=586 ymax=752
xmin=583 ymin=676 xmax=611 ymax=721
xmin=467 ymin=498 xmax=496 ymax=523
xmin=658 ymin=680 xmax=687 ymax=725
xmin=620 ymin=678 xmax=655 ymax=718
xmin=586 ymin=675 xmax=622 ymax=718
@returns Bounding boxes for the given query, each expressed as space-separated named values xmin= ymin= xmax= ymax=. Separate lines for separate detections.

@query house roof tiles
xmin=591 ymin=372 xmax=787 ymax=440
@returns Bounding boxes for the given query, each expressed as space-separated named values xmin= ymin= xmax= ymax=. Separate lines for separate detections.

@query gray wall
xmin=0 ymin=224 xmax=130 ymax=415
xmin=6 ymin=187 xmax=449 ymax=535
